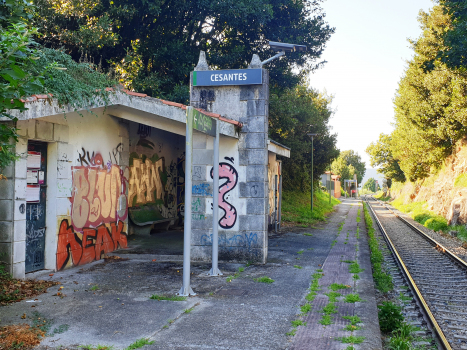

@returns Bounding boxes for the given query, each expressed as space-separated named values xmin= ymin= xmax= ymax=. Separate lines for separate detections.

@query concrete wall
xmin=127 ymin=122 xmax=185 ymax=230
xmin=1 ymin=111 xmax=130 ymax=277
xmin=190 ymin=66 xmax=269 ymax=263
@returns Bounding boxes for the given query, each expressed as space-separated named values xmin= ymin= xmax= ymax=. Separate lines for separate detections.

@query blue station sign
xmin=193 ymin=69 xmax=262 ymax=87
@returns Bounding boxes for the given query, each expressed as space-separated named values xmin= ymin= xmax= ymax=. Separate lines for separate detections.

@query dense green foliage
xmin=373 ymin=4 xmax=467 ymax=182
xmin=0 ymin=1 xmax=47 ymax=177
xmin=391 ymin=198 xmax=449 ymax=232
xmin=362 ymin=178 xmax=380 ymax=193
xmin=269 ymin=85 xmax=338 ymax=190
xmin=282 ymin=189 xmax=340 ymax=226
xmin=438 ymin=0 xmax=467 ymax=69
xmin=330 ymin=150 xmax=365 ymax=184
xmin=366 ymin=133 xmax=405 ymax=183
xmin=33 ymin=0 xmax=334 ymax=103
xmin=378 ymin=302 xmax=404 ymax=334
xmin=363 ymin=203 xmax=393 ymax=294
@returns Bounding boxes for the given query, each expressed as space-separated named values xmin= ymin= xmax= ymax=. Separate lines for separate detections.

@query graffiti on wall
xmin=128 ymin=157 xmax=166 ymax=206
xmin=56 ymin=219 xmax=127 ymax=271
xmin=57 ymin=146 xmax=129 ymax=271
xmin=71 ymin=165 xmax=128 ymax=230
xmin=210 ymin=157 xmax=238 ymax=229
xmin=200 ymin=232 xmax=258 ymax=249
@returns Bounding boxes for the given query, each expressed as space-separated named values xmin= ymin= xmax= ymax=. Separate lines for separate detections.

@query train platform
xmin=0 ymin=198 xmax=382 ymax=350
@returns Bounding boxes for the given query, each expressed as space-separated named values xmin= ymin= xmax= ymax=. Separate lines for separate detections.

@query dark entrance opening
xmin=25 ymin=141 xmax=47 ymax=273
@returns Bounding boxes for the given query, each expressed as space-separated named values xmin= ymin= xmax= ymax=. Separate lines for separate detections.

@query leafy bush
xmin=378 ymin=302 xmax=404 ymax=333
xmin=454 ymin=173 xmax=467 ymax=188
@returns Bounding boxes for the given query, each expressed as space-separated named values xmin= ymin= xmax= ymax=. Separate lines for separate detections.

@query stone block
xmin=193 ymin=134 xmax=207 ymax=149
xmin=191 ymin=196 xmax=206 ymax=213
xmin=14 ymin=156 xmax=27 ymax=179
xmin=0 ymin=221 xmax=12 ymax=242
xmin=239 ymin=116 xmax=266 ymax=133
xmin=57 ymin=143 xmax=73 ymax=179
xmin=192 ymin=245 xmax=265 ymax=263
xmin=13 ymin=220 xmax=26 ymax=242
xmin=2 ymin=163 xmax=14 ymax=179
xmin=14 ymin=200 xmax=26 ymax=221
xmin=192 ymin=165 xmax=207 ymax=181
xmin=239 ymin=150 xmax=249 ymax=166
xmin=192 ymin=214 xmax=212 ymax=230
xmin=192 ymin=181 xmax=212 ymax=197
xmin=0 ymin=242 xmax=11 ymax=262
xmin=0 ymin=178 xmax=14 ymax=199
xmin=13 ymin=240 xmax=25 ymax=263
xmin=246 ymin=165 xmax=266 ymax=182
xmin=53 ymin=123 xmax=69 ymax=142
xmin=12 ymin=262 xmax=25 ymax=279
xmin=57 ymin=179 xmax=72 ymax=198
xmin=240 ymin=182 xmax=266 ymax=198
xmin=35 ymin=120 xmax=53 ymax=141
xmin=244 ymin=150 xmax=267 ymax=165
xmin=14 ymin=179 xmax=26 ymax=200
xmin=193 ymin=149 xmax=214 ymax=165
xmin=247 ymin=198 xmax=267 ymax=215
xmin=239 ymin=215 xmax=266 ymax=231
xmin=0 ymin=200 xmax=13 ymax=220
xmin=240 ymin=84 xmax=267 ymax=101
xmin=15 ymin=137 xmax=28 ymax=156
xmin=245 ymin=132 xmax=266 ymax=149
xmin=246 ymin=100 xmax=266 ymax=117
xmin=16 ymin=120 xmax=28 ymax=137
xmin=56 ymin=198 xmax=71 ymax=216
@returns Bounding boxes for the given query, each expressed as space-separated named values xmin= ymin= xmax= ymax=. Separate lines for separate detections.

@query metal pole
xmin=209 ymin=120 xmax=222 ymax=276
xmin=311 ymin=136 xmax=314 ymax=212
xmin=178 ymin=107 xmax=196 ymax=296
xmin=328 ymin=174 xmax=331 ymax=204
xmin=278 ymin=161 xmax=282 ymax=231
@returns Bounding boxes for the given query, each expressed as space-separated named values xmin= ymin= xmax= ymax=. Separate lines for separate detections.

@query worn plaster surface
xmin=0 ymin=198 xmax=381 ymax=350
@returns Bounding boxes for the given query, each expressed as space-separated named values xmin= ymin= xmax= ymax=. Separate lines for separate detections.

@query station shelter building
xmin=0 ymin=54 xmax=290 ymax=279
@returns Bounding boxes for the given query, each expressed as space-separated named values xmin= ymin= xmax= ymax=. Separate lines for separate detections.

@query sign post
xmin=178 ymin=107 xmax=221 ymax=296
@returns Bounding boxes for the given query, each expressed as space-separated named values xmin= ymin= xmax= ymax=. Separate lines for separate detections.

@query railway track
xmin=365 ymin=196 xmax=467 ymax=350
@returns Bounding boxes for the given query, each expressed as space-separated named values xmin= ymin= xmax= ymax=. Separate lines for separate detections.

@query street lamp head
xmin=307 ymin=133 xmax=318 ymax=138
xmin=269 ymin=41 xmax=307 ymax=53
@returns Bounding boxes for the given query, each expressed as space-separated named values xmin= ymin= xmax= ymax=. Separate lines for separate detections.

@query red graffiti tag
xmin=211 ymin=162 xmax=238 ymax=229
xmin=56 ymin=219 xmax=128 ymax=271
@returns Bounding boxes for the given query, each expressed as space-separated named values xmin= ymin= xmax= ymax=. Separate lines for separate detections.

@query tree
xmin=269 ymin=84 xmax=339 ymax=191
xmin=331 ymin=150 xmax=365 ymax=184
xmin=0 ymin=1 xmax=49 ymax=178
xmin=363 ymin=178 xmax=379 ymax=193
xmin=391 ymin=4 xmax=467 ymax=181
xmin=437 ymin=0 xmax=467 ymax=69
xmin=33 ymin=0 xmax=335 ymax=103
xmin=330 ymin=157 xmax=354 ymax=183
xmin=366 ymin=133 xmax=406 ymax=183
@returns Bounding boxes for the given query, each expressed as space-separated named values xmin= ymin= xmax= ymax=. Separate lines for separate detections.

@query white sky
xmin=309 ymin=0 xmax=434 ymax=176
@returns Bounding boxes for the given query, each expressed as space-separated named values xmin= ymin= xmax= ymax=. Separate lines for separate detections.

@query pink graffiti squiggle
xmin=211 ymin=162 xmax=238 ymax=229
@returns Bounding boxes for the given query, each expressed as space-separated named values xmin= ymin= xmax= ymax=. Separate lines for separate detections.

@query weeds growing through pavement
xmin=344 ymin=293 xmax=363 ymax=303
xmin=124 ymin=338 xmax=155 ymax=350
xmin=294 ymin=265 xmax=303 ymax=269
xmin=254 ymin=277 xmax=274 ymax=284
xmin=329 ymin=283 xmax=350 ymax=291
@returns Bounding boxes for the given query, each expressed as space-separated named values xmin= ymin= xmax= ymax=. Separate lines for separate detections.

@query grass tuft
xmin=150 ymin=294 xmax=186 ymax=301
xmin=254 ymin=277 xmax=274 ymax=284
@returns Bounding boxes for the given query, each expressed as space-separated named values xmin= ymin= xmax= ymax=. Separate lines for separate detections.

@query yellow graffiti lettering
xmin=128 ymin=158 xmax=165 ymax=207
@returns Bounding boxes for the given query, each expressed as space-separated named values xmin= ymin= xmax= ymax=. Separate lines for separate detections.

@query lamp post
xmin=307 ymin=133 xmax=318 ymax=212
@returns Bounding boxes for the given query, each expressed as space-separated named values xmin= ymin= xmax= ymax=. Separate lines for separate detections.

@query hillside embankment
xmin=390 ymin=138 xmax=467 ymax=231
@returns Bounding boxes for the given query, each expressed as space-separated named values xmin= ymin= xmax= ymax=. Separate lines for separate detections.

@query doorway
xmin=25 ymin=141 xmax=47 ymax=273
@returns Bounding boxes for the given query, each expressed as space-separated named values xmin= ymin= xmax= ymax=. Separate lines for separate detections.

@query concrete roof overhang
xmin=5 ymin=91 xmax=240 ymax=139
xmin=267 ymin=139 xmax=290 ymax=158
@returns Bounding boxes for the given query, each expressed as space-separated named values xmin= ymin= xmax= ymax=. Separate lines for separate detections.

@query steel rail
xmin=378 ymin=199 xmax=467 ymax=270
xmin=365 ymin=197 xmax=452 ymax=350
